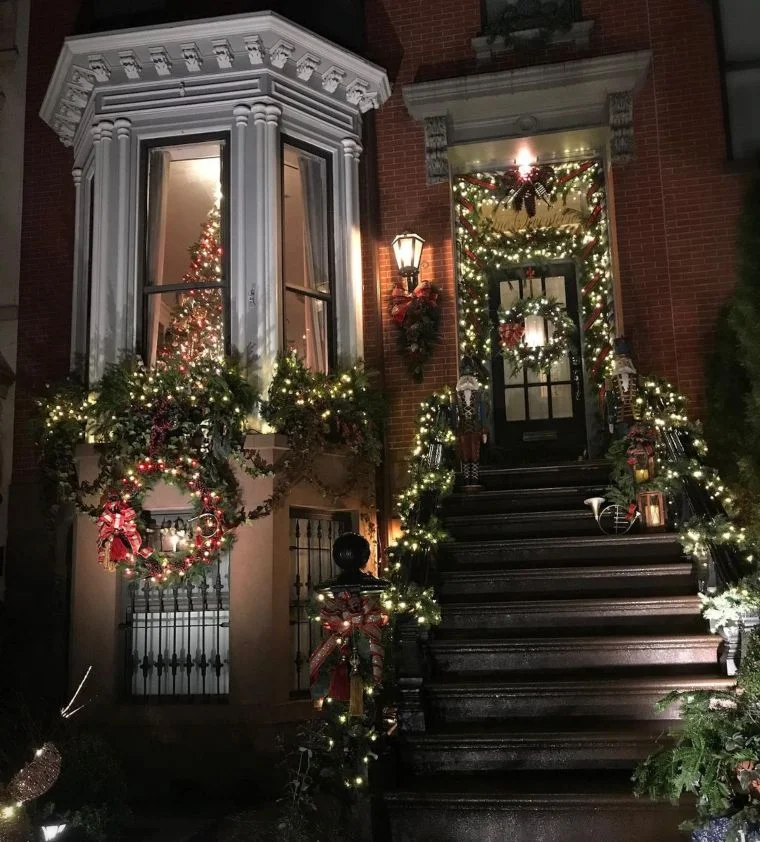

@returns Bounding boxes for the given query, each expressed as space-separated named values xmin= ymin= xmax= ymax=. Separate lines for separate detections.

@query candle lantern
xmin=523 ymin=314 xmax=546 ymax=348
xmin=629 ymin=447 xmax=652 ymax=483
xmin=637 ymin=490 xmax=666 ymax=531
xmin=158 ymin=517 xmax=187 ymax=554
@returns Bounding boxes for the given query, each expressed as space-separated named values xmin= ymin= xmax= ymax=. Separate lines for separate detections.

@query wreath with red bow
xmin=498 ymin=295 xmax=575 ymax=374
xmin=390 ymin=280 xmax=442 ymax=382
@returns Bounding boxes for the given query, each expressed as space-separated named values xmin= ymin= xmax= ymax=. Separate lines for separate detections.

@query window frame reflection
xmin=138 ymin=133 xmax=230 ymax=364
xmin=281 ymin=138 xmax=335 ymax=373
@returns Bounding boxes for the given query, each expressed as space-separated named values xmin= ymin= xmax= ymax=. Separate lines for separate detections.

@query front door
xmin=489 ymin=262 xmax=586 ymax=462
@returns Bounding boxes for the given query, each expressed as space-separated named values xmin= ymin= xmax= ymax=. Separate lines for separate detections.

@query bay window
xmin=42 ymin=12 xmax=390 ymax=386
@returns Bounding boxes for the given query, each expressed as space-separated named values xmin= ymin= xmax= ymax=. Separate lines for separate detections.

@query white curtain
xmin=298 ymin=153 xmax=328 ymax=373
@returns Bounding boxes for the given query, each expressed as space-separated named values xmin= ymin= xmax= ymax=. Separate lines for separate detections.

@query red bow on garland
xmin=97 ymin=500 xmax=152 ymax=571
xmin=494 ymin=165 xmax=555 ymax=218
xmin=309 ymin=590 xmax=389 ymax=700
xmin=390 ymin=281 xmax=439 ymax=326
xmin=499 ymin=321 xmax=525 ymax=349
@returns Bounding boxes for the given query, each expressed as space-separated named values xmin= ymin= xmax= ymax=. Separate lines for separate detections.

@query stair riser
xmin=439 ymin=568 xmax=695 ymax=598
xmin=440 ymin=606 xmax=701 ymax=632
xmin=476 ymin=464 xmax=611 ymax=491
xmin=447 ymin=515 xmax=598 ymax=540
xmin=428 ymin=692 xmax=679 ymax=722
xmin=402 ymin=743 xmax=652 ymax=774
xmin=442 ymin=538 xmax=682 ymax=568
xmin=442 ymin=488 xmax=606 ymax=515
xmin=385 ymin=800 xmax=690 ymax=842
xmin=431 ymin=643 xmax=719 ymax=674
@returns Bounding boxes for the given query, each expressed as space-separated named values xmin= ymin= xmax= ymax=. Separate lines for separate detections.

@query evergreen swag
xmin=633 ymin=630 xmax=760 ymax=839
xmin=389 ymin=281 xmax=441 ymax=382
xmin=37 ymin=351 xmax=384 ymax=582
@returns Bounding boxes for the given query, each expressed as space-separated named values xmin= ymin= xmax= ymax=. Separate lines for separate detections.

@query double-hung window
xmin=715 ymin=0 xmax=760 ymax=161
xmin=282 ymin=142 xmax=333 ymax=373
xmin=142 ymin=138 xmax=228 ymax=366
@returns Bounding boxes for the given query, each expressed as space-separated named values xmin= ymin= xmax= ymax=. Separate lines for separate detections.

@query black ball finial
xmin=332 ymin=532 xmax=370 ymax=574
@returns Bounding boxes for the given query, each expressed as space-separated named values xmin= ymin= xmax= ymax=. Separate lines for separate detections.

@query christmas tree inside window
xmin=144 ymin=139 xmax=226 ymax=366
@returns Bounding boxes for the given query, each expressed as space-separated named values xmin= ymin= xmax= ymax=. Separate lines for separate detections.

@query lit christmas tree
xmin=157 ymin=205 xmax=225 ymax=368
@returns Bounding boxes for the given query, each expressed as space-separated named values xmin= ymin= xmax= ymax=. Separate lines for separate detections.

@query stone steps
xmin=442 ymin=484 xmax=607 ymax=514
xmin=429 ymin=633 xmax=719 ymax=673
xmin=445 ymin=508 xmax=599 ymax=539
xmin=426 ymin=674 xmax=733 ymax=723
xmin=439 ymin=562 xmax=695 ymax=599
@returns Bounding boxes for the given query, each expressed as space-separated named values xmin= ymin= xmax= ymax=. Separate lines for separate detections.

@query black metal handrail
xmin=660 ymin=416 xmax=743 ymax=590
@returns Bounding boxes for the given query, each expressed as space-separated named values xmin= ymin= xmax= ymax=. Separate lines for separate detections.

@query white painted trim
xmin=403 ymin=51 xmax=652 ymax=146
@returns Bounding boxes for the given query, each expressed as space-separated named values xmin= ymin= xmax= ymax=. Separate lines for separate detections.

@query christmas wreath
xmin=498 ymin=295 xmax=575 ymax=374
xmin=390 ymin=280 xmax=441 ymax=381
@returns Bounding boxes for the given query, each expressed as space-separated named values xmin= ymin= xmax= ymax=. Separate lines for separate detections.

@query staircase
xmin=385 ymin=461 xmax=732 ymax=842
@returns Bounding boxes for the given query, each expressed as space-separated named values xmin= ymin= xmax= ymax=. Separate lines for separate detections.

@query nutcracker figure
xmin=604 ymin=336 xmax=638 ymax=433
xmin=454 ymin=357 xmax=488 ymax=491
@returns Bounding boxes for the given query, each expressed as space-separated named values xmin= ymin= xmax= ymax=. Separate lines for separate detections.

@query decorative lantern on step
xmin=626 ymin=424 xmax=657 ymax=484
xmin=637 ymin=490 xmax=666 ymax=531
xmin=309 ymin=533 xmax=390 ymax=716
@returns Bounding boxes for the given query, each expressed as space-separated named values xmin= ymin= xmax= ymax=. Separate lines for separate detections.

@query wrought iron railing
xmin=123 ymin=550 xmax=230 ymax=699
xmin=289 ymin=508 xmax=354 ymax=696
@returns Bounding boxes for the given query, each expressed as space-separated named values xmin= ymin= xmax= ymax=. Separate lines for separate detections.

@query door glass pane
xmin=527 ymin=386 xmax=549 ymax=420
xmin=285 ymin=289 xmax=329 ymax=373
xmin=146 ymin=141 xmax=223 ymax=288
xmin=283 ymin=145 xmax=330 ymax=295
xmin=544 ymin=275 xmax=566 ymax=303
xmin=550 ymin=355 xmax=571 ymax=381
xmin=551 ymin=384 xmax=573 ymax=419
xmin=499 ymin=279 xmax=519 ymax=308
xmin=526 ymin=366 xmax=547 ymax=385
xmin=146 ymin=288 xmax=224 ymax=367
xmin=505 ymin=387 xmax=526 ymax=421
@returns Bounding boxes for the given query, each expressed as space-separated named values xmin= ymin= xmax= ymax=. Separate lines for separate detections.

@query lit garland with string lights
xmin=498 ymin=295 xmax=576 ymax=374
xmin=38 ymin=351 xmax=385 ymax=584
xmin=453 ymin=160 xmax=615 ymax=388
xmin=296 ymin=392 xmax=453 ymax=799
xmin=606 ymin=374 xmax=760 ymax=626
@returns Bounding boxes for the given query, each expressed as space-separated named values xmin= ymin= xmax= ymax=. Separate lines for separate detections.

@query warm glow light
xmin=42 ymin=825 xmax=67 ymax=841
xmin=523 ymin=314 xmax=546 ymax=347
xmin=391 ymin=232 xmax=425 ymax=278
xmin=516 ymin=147 xmax=535 ymax=180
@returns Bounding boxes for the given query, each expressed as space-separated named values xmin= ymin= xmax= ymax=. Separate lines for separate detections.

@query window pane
xmin=527 ymin=386 xmax=549 ymax=420
xmin=551 ymin=385 xmax=573 ymax=419
xmin=146 ymin=288 xmax=224 ymax=367
xmin=726 ymin=68 xmax=760 ymax=160
xmin=719 ymin=0 xmax=760 ymax=62
xmin=283 ymin=144 xmax=330 ymax=294
xmin=285 ymin=289 xmax=329 ymax=374
xmin=505 ymin=387 xmax=525 ymax=421
xmin=147 ymin=141 xmax=223 ymax=287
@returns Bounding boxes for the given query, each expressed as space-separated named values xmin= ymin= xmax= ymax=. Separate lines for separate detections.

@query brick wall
xmin=363 ymin=0 xmax=746 ymax=479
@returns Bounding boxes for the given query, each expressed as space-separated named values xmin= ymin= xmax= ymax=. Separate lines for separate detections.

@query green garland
xmin=634 ymin=631 xmax=760 ymax=838
xmin=38 ymin=352 xmax=385 ymax=583
xmin=454 ymin=161 xmax=615 ymax=393
xmin=292 ymin=392 xmax=452 ymax=802
xmin=498 ymin=295 xmax=575 ymax=374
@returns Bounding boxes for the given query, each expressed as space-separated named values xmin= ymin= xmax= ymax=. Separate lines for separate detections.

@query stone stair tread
xmin=428 ymin=674 xmax=734 ymax=693
xmin=434 ymin=618 xmax=708 ymax=639
xmin=441 ymin=595 xmax=702 ymax=614
xmin=430 ymin=633 xmax=718 ymax=652
xmin=405 ymin=720 xmax=676 ymax=741
xmin=446 ymin=509 xmax=595 ymax=523
xmin=441 ymin=562 xmax=694 ymax=581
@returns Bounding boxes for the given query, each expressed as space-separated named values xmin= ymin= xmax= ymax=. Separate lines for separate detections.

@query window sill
xmin=472 ymin=19 xmax=595 ymax=64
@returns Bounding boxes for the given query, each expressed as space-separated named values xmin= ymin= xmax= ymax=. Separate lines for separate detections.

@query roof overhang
xmin=41 ymin=10 xmax=391 ymax=147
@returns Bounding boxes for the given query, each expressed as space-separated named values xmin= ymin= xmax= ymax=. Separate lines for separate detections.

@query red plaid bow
xmin=499 ymin=321 xmax=525 ymax=349
xmin=97 ymin=501 xmax=152 ymax=570
xmin=390 ymin=281 xmax=439 ymax=326
xmin=309 ymin=590 xmax=389 ymax=697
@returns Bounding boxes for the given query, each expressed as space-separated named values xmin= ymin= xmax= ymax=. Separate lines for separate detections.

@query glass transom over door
xmin=490 ymin=262 xmax=587 ymax=462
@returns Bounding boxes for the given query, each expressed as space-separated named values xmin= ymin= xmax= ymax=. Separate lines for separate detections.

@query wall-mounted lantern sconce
xmin=391 ymin=231 xmax=425 ymax=292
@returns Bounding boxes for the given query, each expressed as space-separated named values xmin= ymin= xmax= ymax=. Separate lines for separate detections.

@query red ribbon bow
xmin=390 ymin=281 xmax=439 ymax=326
xmin=499 ymin=321 xmax=525 ymax=349
xmin=97 ymin=501 xmax=152 ymax=570
xmin=309 ymin=590 xmax=389 ymax=697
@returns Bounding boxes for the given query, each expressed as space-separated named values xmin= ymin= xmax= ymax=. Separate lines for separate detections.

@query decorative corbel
xmin=609 ymin=91 xmax=634 ymax=165
xmin=424 ymin=115 xmax=449 ymax=185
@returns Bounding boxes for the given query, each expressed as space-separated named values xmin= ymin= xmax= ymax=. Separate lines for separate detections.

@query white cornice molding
xmin=402 ymin=51 xmax=651 ymax=178
xmin=41 ymin=10 xmax=391 ymax=147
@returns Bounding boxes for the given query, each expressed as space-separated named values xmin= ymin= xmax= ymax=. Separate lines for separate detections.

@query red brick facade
xmin=9 ymin=0 xmax=746 ymax=544
xmin=363 ymin=0 xmax=745 ymax=471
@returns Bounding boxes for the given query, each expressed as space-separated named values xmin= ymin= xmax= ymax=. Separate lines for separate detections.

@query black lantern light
xmin=391 ymin=232 xmax=425 ymax=292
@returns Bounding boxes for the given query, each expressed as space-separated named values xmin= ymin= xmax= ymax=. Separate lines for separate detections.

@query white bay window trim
xmin=41 ymin=11 xmax=390 ymax=387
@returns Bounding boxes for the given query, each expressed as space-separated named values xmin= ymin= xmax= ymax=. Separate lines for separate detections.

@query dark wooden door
xmin=490 ymin=262 xmax=586 ymax=462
